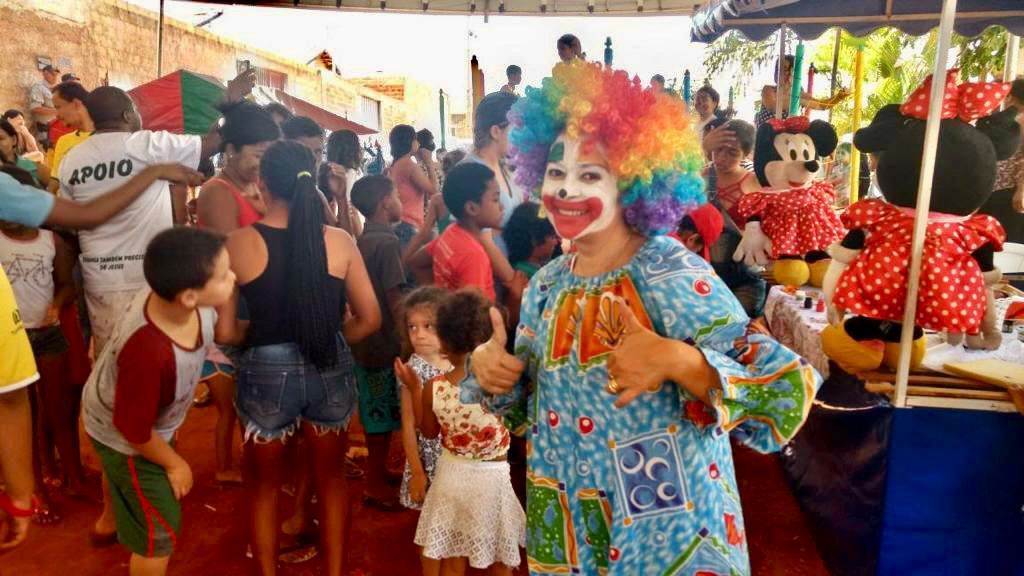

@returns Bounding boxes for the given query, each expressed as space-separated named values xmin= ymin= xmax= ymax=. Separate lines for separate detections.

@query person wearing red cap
xmin=671 ymin=203 xmax=724 ymax=262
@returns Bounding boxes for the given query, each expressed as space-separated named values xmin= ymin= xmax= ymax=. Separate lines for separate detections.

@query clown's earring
xmin=538 ymin=203 xmax=547 ymax=218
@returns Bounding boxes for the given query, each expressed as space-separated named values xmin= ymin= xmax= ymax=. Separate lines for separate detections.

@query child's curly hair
xmin=436 ymin=288 xmax=494 ymax=356
xmin=398 ymin=286 xmax=449 ymax=358
xmin=507 ymin=60 xmax=706 ymax=236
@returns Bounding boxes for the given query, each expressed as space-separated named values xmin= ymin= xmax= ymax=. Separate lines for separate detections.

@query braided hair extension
xmin=259 ymin=140 xmax=338 ymax=368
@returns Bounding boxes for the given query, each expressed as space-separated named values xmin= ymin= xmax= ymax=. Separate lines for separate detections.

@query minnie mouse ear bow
xmin=900 ymin=69 xmax=1010 ymax=122
xmin=855 ymin=70 xmax=1012 ymax=153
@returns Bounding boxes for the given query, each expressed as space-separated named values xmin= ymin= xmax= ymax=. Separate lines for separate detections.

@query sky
xmin=126 ymin=0 xmax=719 ymax=113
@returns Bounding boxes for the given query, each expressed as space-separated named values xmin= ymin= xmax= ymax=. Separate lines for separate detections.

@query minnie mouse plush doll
xmin=822 ymin=70 xmax=1020 ymax=374
xmin=733 ymin=116 xmax=846 ymax=288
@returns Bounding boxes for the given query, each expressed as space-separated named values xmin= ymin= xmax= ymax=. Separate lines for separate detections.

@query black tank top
xmin=240 ymin=223 xmax=347 ymax=349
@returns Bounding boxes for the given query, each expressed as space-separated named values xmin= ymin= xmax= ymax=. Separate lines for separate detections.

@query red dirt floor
xmin=2 ymin=403 xmax=828 ymax=576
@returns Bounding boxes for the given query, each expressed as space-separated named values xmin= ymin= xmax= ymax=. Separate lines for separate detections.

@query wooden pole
xmin=829 ymin=28 xmax=841 ymax=124
xmin=439 ymin=89 xmax=447 ymax=150
xmin=1005 ymin=33 xmax=1020 ymax=82
xmin=156 ymin=0 xmax=165 ymax=78
xmin=849 ymin=45 xmax=864 ymax=206
xmin=894 ymin=0 xmax=959 ymax=408
xmin=777 ymin=24 xmax=788 ymax=119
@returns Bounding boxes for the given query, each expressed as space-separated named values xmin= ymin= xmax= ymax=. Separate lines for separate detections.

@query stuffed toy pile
xmin=822 ymin=69 xmax=1020 ymax=373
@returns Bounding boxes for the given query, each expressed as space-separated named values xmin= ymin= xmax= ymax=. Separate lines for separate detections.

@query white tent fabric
xmin=691 ymin=0 xmax=1024 ymax=42
xmin=182 ymin=0 xmax=706 ymax=16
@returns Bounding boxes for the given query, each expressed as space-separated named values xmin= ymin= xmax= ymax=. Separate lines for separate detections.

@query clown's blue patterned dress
xmin=464 ymin=236 xmax=821 ymax=575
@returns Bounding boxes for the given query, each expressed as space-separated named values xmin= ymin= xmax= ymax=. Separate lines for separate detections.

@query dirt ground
xmin=1 ymin=403 xmax=828 ymax=576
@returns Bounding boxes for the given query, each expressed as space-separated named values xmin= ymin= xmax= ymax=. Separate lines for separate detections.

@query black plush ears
xmin=807 ymin=120 xmax=839 ymax=157
xmin=976 ymin=106 xmax=1022 ymax=161
xmin=853 ymin=104 xmax=907 ymax=153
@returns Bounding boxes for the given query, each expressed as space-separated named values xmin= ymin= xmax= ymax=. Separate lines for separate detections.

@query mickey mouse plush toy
xmin=822 ymin=70 xmax=1019 ymax=374
xmin=733 ymin=116 xmax=846 ymax=288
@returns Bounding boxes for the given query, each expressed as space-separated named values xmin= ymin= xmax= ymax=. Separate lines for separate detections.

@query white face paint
xmin=540 ymin=135 xmax=620 ymax=241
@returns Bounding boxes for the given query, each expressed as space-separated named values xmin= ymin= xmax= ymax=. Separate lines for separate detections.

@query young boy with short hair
xmin=81 ymin=227 xmax=237 ymax=576
xmin=672 ymin=203 xmax=724 ymax=262
xmin=411 ymin=162 xmax=506 ymax=302
xmin=350 ymin=175 xmax=407 ymax=508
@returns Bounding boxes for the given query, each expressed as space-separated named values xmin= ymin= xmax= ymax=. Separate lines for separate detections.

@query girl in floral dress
xmin=397 ymin=287 xmax=452 ymax=576
xmin=396 ymin=288 xmax=525 ymax=575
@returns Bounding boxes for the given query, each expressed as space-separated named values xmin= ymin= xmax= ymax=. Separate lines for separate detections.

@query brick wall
xmin=0 ymin=0 xmax=416 ymax=138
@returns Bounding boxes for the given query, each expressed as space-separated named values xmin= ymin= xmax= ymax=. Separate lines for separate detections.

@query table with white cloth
xmin=763 ymin=284 xmax=831 ymax=379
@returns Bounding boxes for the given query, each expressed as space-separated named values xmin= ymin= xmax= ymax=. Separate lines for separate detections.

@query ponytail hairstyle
xmin=259 ymin=140 xmax=338 ymax=368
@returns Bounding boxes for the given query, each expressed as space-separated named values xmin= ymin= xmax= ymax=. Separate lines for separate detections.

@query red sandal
xmin=0 ymin=492 xmax=32 ymax=518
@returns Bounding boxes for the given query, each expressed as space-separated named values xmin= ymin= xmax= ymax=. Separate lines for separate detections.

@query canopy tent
xmin=130 ymin=70 xmax=377 ymax=137
xmin=184 ymin=0 xmax=700 ymax=16
xmin=128 ymin=69 xmax=226 ymax=134
xmin=691 ymin=0 xmax=1024 ymax=43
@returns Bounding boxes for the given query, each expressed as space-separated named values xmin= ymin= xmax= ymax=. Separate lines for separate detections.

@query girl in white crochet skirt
xmin=396 ymin=288 xmax=525 ymax=576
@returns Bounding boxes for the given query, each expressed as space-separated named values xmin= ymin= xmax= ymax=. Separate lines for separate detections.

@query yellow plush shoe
xmin=882 ymin=336 xmax=927 ymax=372
xmin=772 ymin=259 xmax=810 ymax=288
xmin=807 ymin=259 xmax=831 ymax=288
xmin=821 ymin=324 xmax=885 ymax=374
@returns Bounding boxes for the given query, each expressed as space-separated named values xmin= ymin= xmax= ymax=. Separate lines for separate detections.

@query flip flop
xmin=89 ymin=528 xmax=118 ymax=548
xmin=362 ymin=494 xmax=403 ymax=512
xmin=345 ymin=460 xmax=365 ymax=479
xmin=279 ymin=544 xmax=318 ymax=564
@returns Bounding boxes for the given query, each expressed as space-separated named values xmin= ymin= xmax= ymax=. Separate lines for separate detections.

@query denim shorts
xmin=235 ymin=336 xmax=358 ymax=443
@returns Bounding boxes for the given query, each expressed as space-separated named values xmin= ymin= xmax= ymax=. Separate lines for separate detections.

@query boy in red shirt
xmin=412 ymin=163 xmax=506 ymax=301
xmin=81 ymin=227 xmax=237 ymax=576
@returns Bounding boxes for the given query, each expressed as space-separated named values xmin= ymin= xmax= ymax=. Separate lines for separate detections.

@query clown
xmin=464 ymin=61 xmax=822 ymax=575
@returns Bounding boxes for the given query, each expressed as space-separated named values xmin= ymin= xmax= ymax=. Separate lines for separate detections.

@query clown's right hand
xmin=471 ymin=308 xmax=525 ymax=395
xmin=733 ymin=221 xmax=772 ymax=266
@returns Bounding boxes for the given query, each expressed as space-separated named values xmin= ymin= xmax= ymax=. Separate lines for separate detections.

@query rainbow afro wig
xmin=508 ymin=60 xmax=705 ymax=236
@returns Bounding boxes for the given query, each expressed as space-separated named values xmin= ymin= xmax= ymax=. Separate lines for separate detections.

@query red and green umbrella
xmin=128 ymin=70 xmax=225 ymax=135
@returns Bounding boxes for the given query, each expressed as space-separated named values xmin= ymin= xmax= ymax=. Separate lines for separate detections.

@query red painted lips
xmin=543 ymin=195 xmax=605 ymax=239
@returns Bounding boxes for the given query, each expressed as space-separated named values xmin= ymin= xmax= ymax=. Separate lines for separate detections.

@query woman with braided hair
xmin=223 ymin=139 xmax=381 ymax=576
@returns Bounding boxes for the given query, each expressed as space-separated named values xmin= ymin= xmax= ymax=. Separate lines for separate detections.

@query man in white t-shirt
xmin=59 ymin=77 xmax=252 ymax=354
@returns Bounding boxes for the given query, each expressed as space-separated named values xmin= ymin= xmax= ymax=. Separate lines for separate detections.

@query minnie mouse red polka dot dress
xmin=832 ymin=199 xmax=1005 ymax=333
xmin=735 ymin=181 xmax=846 ymax=258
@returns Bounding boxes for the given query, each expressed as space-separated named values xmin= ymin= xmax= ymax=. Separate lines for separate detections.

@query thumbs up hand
xmin=470 ymin=307 xmax=525 ymax=395
xmin=607 ymin=299 xmax=716 ymax=408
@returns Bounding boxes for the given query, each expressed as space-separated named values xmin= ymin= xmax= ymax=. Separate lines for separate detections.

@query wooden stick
xmin=865 ymin=382 xmax=1010 ymax=401
xmin=862 ymin=372 xmax=998 ymax=390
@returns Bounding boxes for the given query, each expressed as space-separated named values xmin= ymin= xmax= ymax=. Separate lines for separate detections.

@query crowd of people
xmin=0 ymin=31 xmax=1021 ymax=576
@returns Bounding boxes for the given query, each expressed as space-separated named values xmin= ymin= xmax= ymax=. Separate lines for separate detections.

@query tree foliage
xmin=702 ymin=25 xmax=1012 ymax=137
